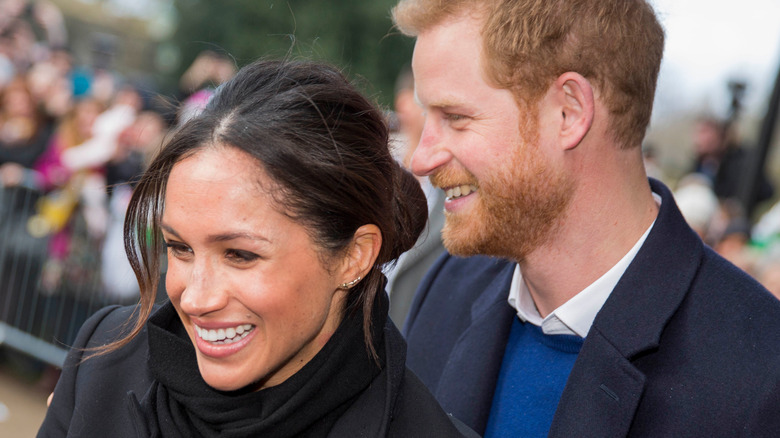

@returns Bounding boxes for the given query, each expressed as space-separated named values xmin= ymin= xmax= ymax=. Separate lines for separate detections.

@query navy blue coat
xmin=404 ymin=179 xmax=780 ymax=437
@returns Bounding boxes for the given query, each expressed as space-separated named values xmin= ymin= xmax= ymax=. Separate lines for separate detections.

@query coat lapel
xmin=550 ymin=179 xmax=703 ymax=437
xmin=549 ymin=330 xmax=647 ymax=437
xmin=435 ymin=260 xmax=516 ymax=433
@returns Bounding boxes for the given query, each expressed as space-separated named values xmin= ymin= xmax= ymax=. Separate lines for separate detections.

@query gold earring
xmin=339 ymin=276 xmax=362 ymax=289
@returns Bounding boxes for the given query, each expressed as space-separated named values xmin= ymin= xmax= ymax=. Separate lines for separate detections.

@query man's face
xmin=411 ymin=12 xmax=573 ymax=261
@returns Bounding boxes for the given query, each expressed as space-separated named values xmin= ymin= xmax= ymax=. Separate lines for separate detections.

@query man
xmin=392 ymin=1 xmax=780 ymax=437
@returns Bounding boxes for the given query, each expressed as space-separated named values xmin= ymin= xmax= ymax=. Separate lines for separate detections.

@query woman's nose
xmin=177 ymin=259 xmax=228 ymax=316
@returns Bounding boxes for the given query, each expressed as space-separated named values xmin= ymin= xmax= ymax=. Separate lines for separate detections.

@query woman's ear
xmin=554 ymin=72 xmax=594 ymax=151
xmin=338 ymin=224 xmax=382 ymax=287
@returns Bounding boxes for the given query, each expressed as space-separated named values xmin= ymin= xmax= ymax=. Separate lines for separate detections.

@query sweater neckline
xmin=518 ymin=318 xmax=584 ymax=354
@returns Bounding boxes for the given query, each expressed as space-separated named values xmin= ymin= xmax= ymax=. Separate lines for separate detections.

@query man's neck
xmin=519 ymin=174 xmax=659 ymax=318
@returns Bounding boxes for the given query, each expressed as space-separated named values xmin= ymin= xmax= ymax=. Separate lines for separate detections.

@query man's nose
xmin=411 ymin=117 xmax=451 ymax=177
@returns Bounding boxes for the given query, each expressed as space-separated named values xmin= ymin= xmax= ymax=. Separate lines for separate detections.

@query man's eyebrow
xmin=430 ymin=100 xmax=473 ymax=114
xmin=414 ymin=89 xmax=466 ymax=111
xmin=160 ymin=223 xmax=271 ymax=244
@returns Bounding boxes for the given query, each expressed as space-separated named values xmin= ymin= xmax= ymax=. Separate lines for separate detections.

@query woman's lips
xmin=192 ymin=323 xmax=257 ymax=358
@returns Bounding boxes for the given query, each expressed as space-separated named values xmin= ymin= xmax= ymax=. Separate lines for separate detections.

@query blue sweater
xmin=484 ymin=317 xmax=584 ymax=437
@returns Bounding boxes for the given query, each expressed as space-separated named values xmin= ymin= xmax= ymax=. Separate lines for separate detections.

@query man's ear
xmin=338 ymin=224 xmax=382 ymax=287
xmin=554 ymin=72 xmax=594 ymax=151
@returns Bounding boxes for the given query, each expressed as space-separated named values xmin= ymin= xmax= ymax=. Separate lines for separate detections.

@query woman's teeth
xmin=195 ymin=324 xmax=254 ymax=345
xmin=445 ymin=184 xmax=478 ymax=200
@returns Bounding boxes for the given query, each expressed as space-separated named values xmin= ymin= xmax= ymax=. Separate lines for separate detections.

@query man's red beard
xmin=431 ymin=140 xmax=573 ymax=262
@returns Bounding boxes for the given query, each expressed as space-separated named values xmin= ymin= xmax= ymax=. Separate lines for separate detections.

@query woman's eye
xmin=225 ymin=249 xmax=260 ymax=263
xmin=165 ymin=242 xmax=192 ymax=257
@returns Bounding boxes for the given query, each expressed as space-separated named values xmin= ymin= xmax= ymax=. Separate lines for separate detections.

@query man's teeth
xmin=445 ymin=184 xmax=478 ymax=200
xmin=195 ymin=324 xmax=254 ymax=345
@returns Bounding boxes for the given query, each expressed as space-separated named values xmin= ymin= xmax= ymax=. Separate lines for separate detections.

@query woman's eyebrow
xmin=208 ymin=232 xmax=271 ymax=244
xmin=160 ymin=223 xmax=181 ymax=239
xmin=161 ymin=223 xmax=271 ymax=244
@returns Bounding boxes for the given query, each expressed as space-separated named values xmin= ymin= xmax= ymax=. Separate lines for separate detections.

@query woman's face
xmin=162 ymin=145 xmax=348 ymax=392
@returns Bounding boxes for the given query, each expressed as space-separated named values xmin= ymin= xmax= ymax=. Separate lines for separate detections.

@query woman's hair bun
xmin=388 ymin=163 xmax=428 ymax=262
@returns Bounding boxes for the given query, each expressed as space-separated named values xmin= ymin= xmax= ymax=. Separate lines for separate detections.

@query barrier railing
xmin=0 ymin=185 xmax=129 ymax=368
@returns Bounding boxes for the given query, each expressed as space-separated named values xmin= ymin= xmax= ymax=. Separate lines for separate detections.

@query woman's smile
xmin=192 ymin=321 xmax=258 ymax=359
xmin=162 ymin=146 xmax=347 ymax=391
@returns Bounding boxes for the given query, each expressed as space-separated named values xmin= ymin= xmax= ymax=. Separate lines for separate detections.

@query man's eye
xmin=444 ymin=113 xmax=467 ymax=122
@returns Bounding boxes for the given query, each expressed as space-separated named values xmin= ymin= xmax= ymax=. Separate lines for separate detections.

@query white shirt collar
xmin=508 ymin=193 xmax=661 ymax=337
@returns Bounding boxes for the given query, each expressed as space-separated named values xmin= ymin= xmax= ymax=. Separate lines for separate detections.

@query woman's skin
xmin=160 ymin=145 xmax=380 ymax=391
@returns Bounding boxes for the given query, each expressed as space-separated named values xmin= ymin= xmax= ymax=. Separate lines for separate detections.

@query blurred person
xmin=691 ymin=116 xmax=774 ymax=206
xmin=0 ymin=18 xmax=37 ymax=72
xmin=56 ymin=84 xmax=141 ymax=240
xmin=176 ymin=51 xmax=236 ymax=126
xmin=0 ymin=1 xmax=67 ymax=73
xmin=178 ymin=50 xmax=236 ymax=99
xmin=752 ymin=194 xmax=780 ymax=249
xmin=39 ymin=59 xmax=477 ymax=437
xmin=32 ymin=98 xmax=104 ymax=194
xmin=23 ymin=97 xmax=104 ymax=291
xmin=0 ymin=0 xmax=67 ymax=47
xmin=713 ymin=216 xmax=756 ymax=275
xmin=101 ymin=109 xmax=168 ymax=303
xmin=176 ymin=87 xmax=214 ymax=126
xmin=0 ymin=76 xmax=52 ymax=177
xmin=386 ymin=65 xmax=446 ymax=327
xmin=392 ymin=0 xmax=780 ymax=436
xmin=60 ymin=84 xmax=141 ymax=172
xmin=106 ymin=109 xmax=166 ymax=188
xmin=752 ymin=210 xmax=780 ymax=300
xmin=755 ymin=257 xmax=780 ymax=300
xmin=26 ymin=46 xmax=75 ymax=119
xmin=690 ymin=116 xmax=724 ymax=184
xmin=0 ymin=73 xmax=52 ymax=338
xmin=673 ymin=173 xmax=719 ymax=241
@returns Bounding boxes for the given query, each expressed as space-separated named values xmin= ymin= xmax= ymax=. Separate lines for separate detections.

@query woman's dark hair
xmin=104 ymin=59 xmax=428 ymax=359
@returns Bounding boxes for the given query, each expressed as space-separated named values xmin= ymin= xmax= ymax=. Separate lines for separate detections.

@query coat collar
xmin=549 ymin=178 xmax=704 ymax=437
xmin=437 ymin=258 xmax=517 ymax=432
xmin=328 ymin=319 xmax=407 ymax=436
xmin=591 ymin=178 xmax=702 ymax=359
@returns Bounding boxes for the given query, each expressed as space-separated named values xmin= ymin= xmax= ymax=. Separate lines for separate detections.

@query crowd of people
xmin=0 ymin=3 xmax=239 ymax=304
xmin=0 ymin=2 xmax=242 ymax=356
xmin=670 ymin=116 xmax=780 ymax=298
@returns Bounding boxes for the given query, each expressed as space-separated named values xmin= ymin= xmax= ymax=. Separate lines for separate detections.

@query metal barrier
xmin=0 ymin=185 xmax=128 ymax=368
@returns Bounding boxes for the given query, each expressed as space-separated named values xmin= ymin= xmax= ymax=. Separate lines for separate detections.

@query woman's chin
xmin=201 ymin=372 xmax=250 ymax=393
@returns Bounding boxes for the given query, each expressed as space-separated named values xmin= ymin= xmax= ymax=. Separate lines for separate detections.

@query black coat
xmin=38 ymin=303 xmax=479 ymax=437
xmin=404 ymin=178 xmax=780 ymax=437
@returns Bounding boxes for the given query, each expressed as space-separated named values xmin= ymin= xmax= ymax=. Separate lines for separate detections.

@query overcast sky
xmin=651 ymin=0 xmax=780 ymax=122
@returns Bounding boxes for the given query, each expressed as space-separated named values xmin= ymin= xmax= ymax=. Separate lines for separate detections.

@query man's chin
xmin=440 ymin=212 xmax=534 ymax=261
xmin=441 ymin=217 xmax=494 ymax=257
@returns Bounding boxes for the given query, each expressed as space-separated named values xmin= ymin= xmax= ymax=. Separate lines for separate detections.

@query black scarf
xmin=135 ymin=294 xmax=387 ymax=438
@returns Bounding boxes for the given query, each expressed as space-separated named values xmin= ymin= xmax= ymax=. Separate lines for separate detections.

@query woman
xmin=38 ymin=60 xmax=478 ymax=437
